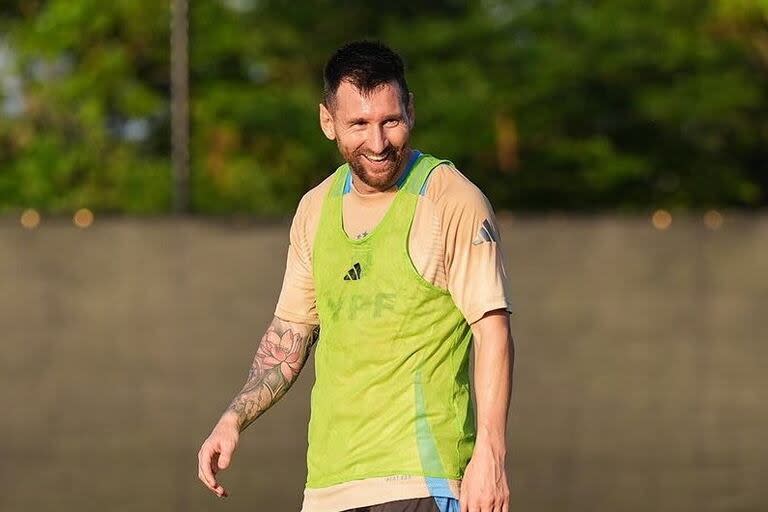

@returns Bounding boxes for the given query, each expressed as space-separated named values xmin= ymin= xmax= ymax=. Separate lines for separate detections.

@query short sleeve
xmin=439 ymin=172 xmax=513 ymax=324
xmin=274 ymin=193 xmax=320 ymax=325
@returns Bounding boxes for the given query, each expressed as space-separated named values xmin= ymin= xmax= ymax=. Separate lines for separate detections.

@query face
xmin=320 ymin=80 xmax=414 ymax=190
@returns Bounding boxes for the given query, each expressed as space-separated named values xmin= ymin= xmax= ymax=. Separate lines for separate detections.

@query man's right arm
xmin=198 ymin=183 xmax=326 ymax=497
xmin=197 ymin=316 xmax=319 ymax=497
xmin=225 ymin=316 xmax=319 ymax=430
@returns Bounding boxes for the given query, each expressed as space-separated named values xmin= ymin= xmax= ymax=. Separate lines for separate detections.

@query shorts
xmin=344 ymin=497 xmax=460 ymax=512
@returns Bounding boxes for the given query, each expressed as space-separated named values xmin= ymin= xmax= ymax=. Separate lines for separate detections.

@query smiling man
xmin=198 ymin=41 xmax=515 ymax=512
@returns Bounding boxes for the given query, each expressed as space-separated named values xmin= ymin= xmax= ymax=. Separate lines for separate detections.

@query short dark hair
xmin=323 ymin=40 xmax=410 ymax=110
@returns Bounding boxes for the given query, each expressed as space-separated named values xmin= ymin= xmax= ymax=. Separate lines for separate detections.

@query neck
xmin=351 ymin=148 xmax=414 ymax=194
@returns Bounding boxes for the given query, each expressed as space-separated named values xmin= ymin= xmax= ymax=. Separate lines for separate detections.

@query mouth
xmin=360 ymin=151 xmax=398 ymax=170
xmin=363 ymin=153 xmax=390 ymax=163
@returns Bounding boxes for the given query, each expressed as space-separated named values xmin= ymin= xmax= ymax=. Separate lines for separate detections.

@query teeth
xmin=365 ymin=154 xmax=387 ymax=162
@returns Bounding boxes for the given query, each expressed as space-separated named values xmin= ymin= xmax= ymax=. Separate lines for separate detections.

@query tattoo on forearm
xmin=226 ymin=319 xmax=319 ymax=430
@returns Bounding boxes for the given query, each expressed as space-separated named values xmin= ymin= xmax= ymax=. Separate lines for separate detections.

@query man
xmin=198 ymin=41 xmax=514 ymax=512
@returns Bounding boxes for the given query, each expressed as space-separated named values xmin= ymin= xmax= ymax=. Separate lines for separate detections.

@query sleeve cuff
xmin=274 ymin=306 xmax=319 ymax=326
xmin=465 ymin=300 xmax=513 ymax=325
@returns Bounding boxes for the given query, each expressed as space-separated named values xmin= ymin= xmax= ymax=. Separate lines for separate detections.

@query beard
xmin=340 ymin=142 xmax=410 ymax=190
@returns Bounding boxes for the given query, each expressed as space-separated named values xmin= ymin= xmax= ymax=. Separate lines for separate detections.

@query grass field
xmin=1 ymin=214 xmax=765 ymax=511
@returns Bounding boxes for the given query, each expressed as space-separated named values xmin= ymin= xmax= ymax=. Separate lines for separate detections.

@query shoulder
xmin=421 ymin=162 xmax=494 ymax=218
xmin=295 ymin=172 xmax=336 ymax=219
xmin=289 ymin=172 xmax=336 ymax=254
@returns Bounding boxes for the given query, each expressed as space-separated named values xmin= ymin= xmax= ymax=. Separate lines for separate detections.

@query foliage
xmin=1 ymin=0 xmax=766 ymax=214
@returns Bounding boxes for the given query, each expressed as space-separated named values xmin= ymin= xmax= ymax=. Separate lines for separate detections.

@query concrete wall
xmin=1 ymin=215 xmax=765 ymax=511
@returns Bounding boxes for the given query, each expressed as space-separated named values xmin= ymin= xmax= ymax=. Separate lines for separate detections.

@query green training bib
xmin=306 ymin=153 xmax=476 ymax=488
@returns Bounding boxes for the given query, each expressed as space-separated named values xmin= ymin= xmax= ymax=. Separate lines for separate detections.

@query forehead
xmin=332 ymin=80 xmax=404 ymax=119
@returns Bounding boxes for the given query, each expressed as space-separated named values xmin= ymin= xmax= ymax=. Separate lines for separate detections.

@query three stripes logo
xmin=343 ymin=262 xmax=363 ymax=281
xmin=472 ymin=219 xmax=499 ymax=245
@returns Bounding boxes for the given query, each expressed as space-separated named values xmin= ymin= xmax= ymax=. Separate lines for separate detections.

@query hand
xmin=197 ymin=415 xmax=240 ymax=497
xmin=459 ymin=440 xmax=510 ymax=512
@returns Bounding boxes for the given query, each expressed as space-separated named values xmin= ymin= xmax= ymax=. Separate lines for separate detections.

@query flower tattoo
xmin=226 ymin=318 xmax=319 ymax=430
xmin=257 ymin=329 xmax=304 ymax=381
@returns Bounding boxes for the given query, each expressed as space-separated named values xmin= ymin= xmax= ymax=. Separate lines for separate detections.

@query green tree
xmin=1 ymin=0 xmax=766 ymax=214
xmin=0 ymin=0 xmax=171 ymax=213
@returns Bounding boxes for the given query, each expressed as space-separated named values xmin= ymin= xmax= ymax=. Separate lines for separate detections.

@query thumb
xmin=218 ymin=450 xmax=231 ymax=470
xmin=458 ymin=480 xmax=469 ymax=512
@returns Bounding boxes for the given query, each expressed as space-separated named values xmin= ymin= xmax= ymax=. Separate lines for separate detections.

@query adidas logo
xmin=343 ymin=262 xmax=362 ymax=281
xmin=472 ymin=219 xmax=498 ymax=245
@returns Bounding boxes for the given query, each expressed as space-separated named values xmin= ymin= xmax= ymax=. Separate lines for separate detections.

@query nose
xmin=367 ymin=124 xmax=387 ymax=154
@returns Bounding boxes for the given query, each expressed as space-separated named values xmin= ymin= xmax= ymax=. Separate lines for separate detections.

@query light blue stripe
xmin=415 ymin=370 xmax=459 ymax=502
xmin=414 ymin=371 xmax=444 ymax=476
xmin=342 ymin=171 xmax=352 ymax=194
xmin=425 ymin=476 xmax=455 ymax=498
xmin=433 ymin=497 xmax=460 ymax=512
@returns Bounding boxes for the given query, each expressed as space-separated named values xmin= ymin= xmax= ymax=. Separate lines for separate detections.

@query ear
xmin=319 ymin=103 xmax=336 ymax=140
xmin=406 ymin=92 xmax=415 ymax=129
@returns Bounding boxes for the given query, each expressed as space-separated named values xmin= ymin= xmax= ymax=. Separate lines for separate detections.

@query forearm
xmin=471 ymin=310 xmax=514 ymax=452
xmin=222 ymin=316 xmax=319 ymax=432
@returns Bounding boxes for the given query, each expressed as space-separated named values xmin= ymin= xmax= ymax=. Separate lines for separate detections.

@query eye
xmin=384 ymin=119 xmax=400 ymax=127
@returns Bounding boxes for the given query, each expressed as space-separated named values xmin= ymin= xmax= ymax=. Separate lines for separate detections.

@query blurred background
xmin=1 ymin=0 xmax=766 ymax=511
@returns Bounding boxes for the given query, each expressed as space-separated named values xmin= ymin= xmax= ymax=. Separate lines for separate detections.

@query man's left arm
xmin=431 ymin=168 xmax=515 ymax=510
xmin=460 ymin=309 xmax=514 ymax=512
xmin=460 ymin=309 xmax=515 ymax=512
